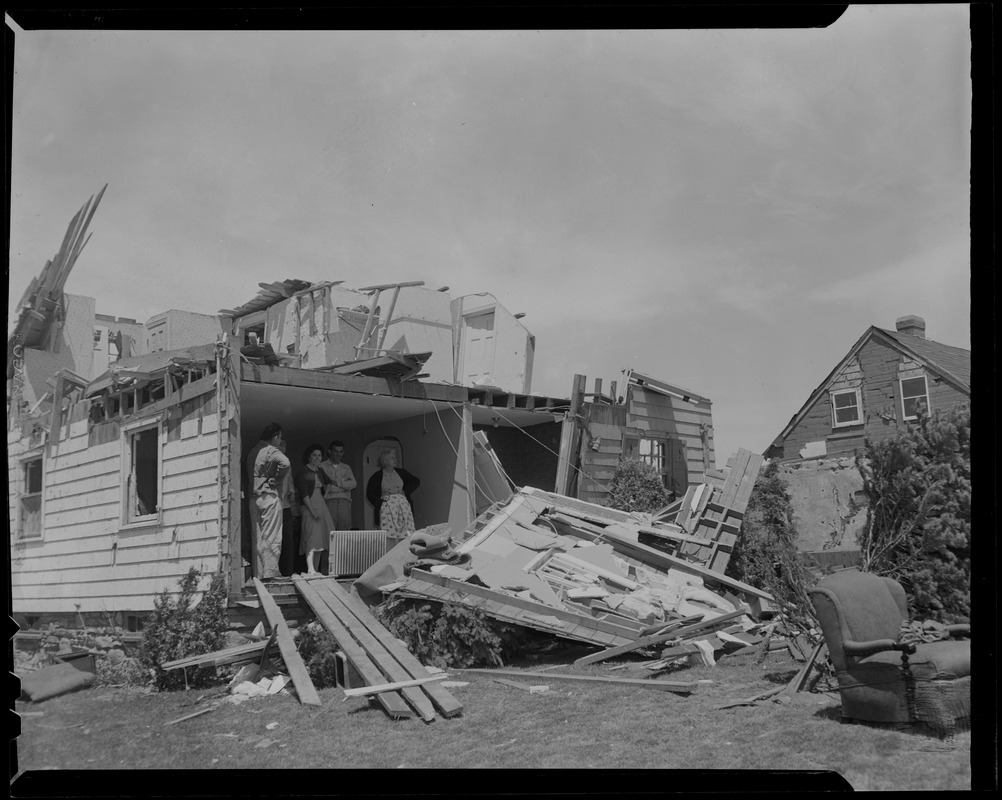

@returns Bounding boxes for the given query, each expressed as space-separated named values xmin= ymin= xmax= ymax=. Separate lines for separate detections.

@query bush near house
xmin=374 ymin=597 xmax=534 ymax=669
xmin=138 ymin=568 xmax=229 ymax=691
xmin=727 ymin=461 xmax=818 ymax=634
xmin=606 ymin=457 xmax=671 ymax=514
xmin=855 ymin=405 xmax=971 ymax=623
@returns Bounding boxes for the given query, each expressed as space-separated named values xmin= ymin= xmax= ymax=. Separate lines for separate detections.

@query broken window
xmin=638 ymin=437 xmax=667 ymax=476
xmin=19 ymin=456 xmax=43 ymax=540
xmin=125 ymin=423 xmax=161 ymax=523
xmin=900 ymin=375 xmax=929 ymax=421
xmin=830 ymin=388 xmax=862 ymax=428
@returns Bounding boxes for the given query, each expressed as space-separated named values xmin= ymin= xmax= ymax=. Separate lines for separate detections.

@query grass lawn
xmin=12 ymin=649 xmax=975 ymax=791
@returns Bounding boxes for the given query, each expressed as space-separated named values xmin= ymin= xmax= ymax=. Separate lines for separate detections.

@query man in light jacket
xmin=320 ymin=440 xmax=357 ymax=531
xmin=245 ymin=423 xmax=291 ymax=580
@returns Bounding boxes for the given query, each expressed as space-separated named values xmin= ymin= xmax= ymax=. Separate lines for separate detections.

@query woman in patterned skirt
xmin=365 ymin=449 xmax=420 ymax=538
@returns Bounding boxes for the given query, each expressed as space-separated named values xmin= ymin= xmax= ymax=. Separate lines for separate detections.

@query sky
xmin=6 ymin=6 xmax=972 ymax=466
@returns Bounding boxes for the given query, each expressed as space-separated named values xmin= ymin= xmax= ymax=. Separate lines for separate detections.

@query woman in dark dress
xmin=297 ymin=444 xmax=335 ymax=575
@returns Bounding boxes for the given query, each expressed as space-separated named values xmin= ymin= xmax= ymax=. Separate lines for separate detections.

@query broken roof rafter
xmin=9 ymin=184 xmax=109 ymax=353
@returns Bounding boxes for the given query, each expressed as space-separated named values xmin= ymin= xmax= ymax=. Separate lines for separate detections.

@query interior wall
xmin=345 ymin=409 xmax=464 ymax=532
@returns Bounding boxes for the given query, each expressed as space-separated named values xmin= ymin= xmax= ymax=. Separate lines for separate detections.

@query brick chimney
xmin=895 ymin=315 xmax=926 ymax=338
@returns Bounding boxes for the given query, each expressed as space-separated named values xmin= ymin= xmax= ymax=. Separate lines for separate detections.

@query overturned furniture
xmin=809 ymin=570 xmax=970 ymax=735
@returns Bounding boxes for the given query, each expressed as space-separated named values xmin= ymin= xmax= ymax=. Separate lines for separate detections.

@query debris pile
xmin=358 ymin=464 xmax=779 ymax=676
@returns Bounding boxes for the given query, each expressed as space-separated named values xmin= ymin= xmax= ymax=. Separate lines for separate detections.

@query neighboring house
xmin=556 ymin=369 xmax=716 ymax=507
xmin=8 ymin=277 xmax=566 ymax=626
xmin=766 ymin=315 xmax=971 ymax=462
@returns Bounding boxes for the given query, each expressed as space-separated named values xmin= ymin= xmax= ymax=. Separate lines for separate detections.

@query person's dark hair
xmin=260 ymin=423 xmax=282 ymax=442
xmin=303 ymin=443 xmax=325 ymax=465
xmin=328 ymin=440 xmax=345 ymax=453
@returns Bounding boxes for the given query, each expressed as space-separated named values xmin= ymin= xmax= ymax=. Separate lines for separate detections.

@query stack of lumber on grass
xmin=293 ymin=574 xmax=462 ymax=722
xmin=373 ymin=481 xmax=775 ymax=669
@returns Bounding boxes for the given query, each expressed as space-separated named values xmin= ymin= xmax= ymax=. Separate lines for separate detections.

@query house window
xmin=900 ymin=376 xmax=929 ymax=420
xmin=124 ymin=422 xmax=162 ymax=524
xmin=637 ymin=437 xmax=666 ymax=475
xmin=18 ymin=456 xmax=44 ymax=540
xmin=831 ymin=388 xmax=862 ymax=428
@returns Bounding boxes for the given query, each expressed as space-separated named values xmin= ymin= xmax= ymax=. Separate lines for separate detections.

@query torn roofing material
xmin=85 ymin=342 xmax=218 ymax=397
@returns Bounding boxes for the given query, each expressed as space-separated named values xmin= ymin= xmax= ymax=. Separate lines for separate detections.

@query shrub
xmin=374 ymin=597 xmax=526 ymax=668
xmin=138 ymin=568 xmax=229 ymax=691
xmin=296 ymin=622 xmax=342 ymax=689
xmin=727 ymin=461 xmax=818 ymax=634
xmin=856 ymin=405 xmax=971 ymax=622
xmin=96 ymin=655 xmax=149 ymax=687
xmin=606 ymin=457 xmax=671 ymax=513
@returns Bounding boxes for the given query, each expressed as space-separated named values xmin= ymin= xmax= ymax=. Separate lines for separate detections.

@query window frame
xmin=623 ymin=433 xmax=672 ymax=490
xmin=16 ymin=451 xmax=45 ymax=541
xmin=900 ymin=375 xmax=930 ymax=421
xmin=120 ymin=417 xmax=164 ymax=529
xmin=830 ymin=387 xmax=863 ymax=428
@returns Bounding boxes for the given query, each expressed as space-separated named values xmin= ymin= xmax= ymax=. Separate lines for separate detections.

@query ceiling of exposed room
xmin=240 ymin=381 xmax=561 ymax=442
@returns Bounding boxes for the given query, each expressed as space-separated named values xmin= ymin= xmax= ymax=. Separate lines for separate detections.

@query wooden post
xmin=594 ymin=377 xmax=603 ymax=403
xmin=554 ymin=374 xmax=586 ymax=496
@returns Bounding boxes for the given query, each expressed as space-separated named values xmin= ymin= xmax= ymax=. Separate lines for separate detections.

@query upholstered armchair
xmin=809 ymin=570 xmax=970 ymax=735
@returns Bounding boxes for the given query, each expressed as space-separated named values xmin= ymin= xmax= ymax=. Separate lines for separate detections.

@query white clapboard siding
xmin=161 ymin=470 xmax=219 ymax=495
xmin=159 ymin=448 xmax=220 ymax=477
xmin=12 ymin=565 xmax=221 ymax=605
xmin=43 ymin=495 xmax=119 ymax=521
xmin=10 ymin=408 xmax=228 ymax=613
xmin=45 ymin=452 xmax=121 ymax=483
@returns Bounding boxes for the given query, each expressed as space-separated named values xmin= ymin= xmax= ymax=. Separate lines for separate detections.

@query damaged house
xmin=7 ymin=195 xmax=567 ymax=627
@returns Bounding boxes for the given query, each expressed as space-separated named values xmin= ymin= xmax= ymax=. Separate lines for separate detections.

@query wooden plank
xmin=160 ymin=640 xmax=270 ymax=671
xmin=308 ymin=582 xmax=439 ymax=721
xmin=342 ymin=673 xmax=448 ymax=698
xmin=457 ymin=668 xmax=699 ymax=695
xmin=292 ymin=576 xmax=414 ymax=719
xmin=573 ymin=614 xmax=704 ymax=666
xmin=780 ymin=640 xmax=826 ymax=697
xmin=253 ymin=579 xmax=321 ymax=707
xmin=312 ymin=577 xmax=460 ymax=721
xmin=547 ymin=520 xmax=774 ymax=602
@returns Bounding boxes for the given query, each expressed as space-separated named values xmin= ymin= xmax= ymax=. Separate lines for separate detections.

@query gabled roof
xmin=875 ymin=327 xmax=971 ymax=390
xmin=773 ymin=326 xmax=971 ymax=445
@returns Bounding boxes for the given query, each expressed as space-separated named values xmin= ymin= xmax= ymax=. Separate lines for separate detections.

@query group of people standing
xmin=246 ymin=423 xmax=421 ymax=581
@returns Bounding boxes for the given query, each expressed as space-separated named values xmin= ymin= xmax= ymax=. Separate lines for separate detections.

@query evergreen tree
xmin=856 ymin=404 xmax=971 ymax=622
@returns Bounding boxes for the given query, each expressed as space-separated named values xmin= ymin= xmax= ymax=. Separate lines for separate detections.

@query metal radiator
xmin=328 ymin=530 xmax=390 ymax=578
